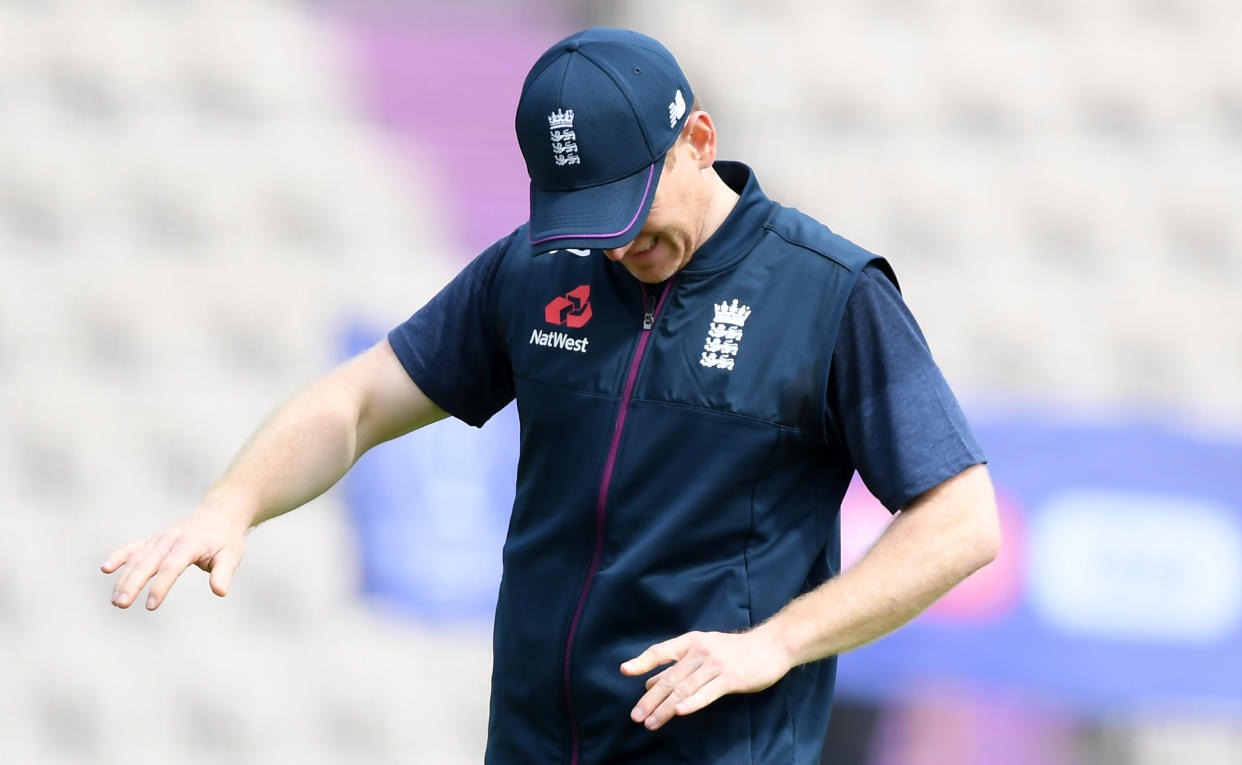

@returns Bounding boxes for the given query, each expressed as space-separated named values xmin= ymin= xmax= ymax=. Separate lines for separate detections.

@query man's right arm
xmin=102 ymin=339 xmax=446 ymax=611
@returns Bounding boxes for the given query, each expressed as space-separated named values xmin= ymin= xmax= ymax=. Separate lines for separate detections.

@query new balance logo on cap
xmin=668 ymin=90 xmax=685 ymax=128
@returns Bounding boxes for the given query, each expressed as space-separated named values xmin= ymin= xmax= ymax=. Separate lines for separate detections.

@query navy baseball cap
xmin=516 ymin=28 xmax=694 ymax=254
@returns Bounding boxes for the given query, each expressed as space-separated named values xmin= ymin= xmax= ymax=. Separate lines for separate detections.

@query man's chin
xmin=626 ymin=262 xmax=676 ymax=284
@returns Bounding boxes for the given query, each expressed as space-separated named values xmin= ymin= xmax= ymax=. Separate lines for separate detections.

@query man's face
xmin=603 ymin=137 xmax=709 ymax=284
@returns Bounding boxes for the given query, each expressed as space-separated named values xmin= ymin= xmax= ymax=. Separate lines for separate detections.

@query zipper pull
xmin=642 ymin=292 xmax=656 ymax=330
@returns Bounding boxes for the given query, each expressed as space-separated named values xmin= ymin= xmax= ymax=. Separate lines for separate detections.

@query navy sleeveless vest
xmin=480 ymin=163 xmax=885 ymax=764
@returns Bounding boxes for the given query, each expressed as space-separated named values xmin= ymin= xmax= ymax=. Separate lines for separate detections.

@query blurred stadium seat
xmin=613 ymin=0 xmax=1242 ymax=431
xmin=2 ymin=0 xmax=1239 ymax=763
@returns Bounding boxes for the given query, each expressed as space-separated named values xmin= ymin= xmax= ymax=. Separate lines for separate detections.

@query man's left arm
xmin=621 ymin=462 xmax=998 ymax=730
xmin=622 ymin=262 xmax=999 ymax=730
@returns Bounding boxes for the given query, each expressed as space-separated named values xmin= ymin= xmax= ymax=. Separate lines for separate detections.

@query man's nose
xmin=603 ymin=245 xmax=628 ymax=261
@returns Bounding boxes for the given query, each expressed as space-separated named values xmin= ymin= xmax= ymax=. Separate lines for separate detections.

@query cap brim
xmin=528 ymin=154 xmax=665 ymax=254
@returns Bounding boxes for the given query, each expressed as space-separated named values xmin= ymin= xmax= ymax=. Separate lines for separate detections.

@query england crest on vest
xmin=700 ymin=299 xmax=751 ymax=371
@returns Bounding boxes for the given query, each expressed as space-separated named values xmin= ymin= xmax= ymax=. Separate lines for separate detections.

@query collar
xmin=676 ymin=160 xmax=775 ymax=277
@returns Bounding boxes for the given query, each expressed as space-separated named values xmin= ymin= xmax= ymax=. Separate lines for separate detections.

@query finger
xmin=642 ymin=661 xmax=721 ymax=730
xmin=208 ymin=547 xmax=242 ymax=597
xmin=100 ymin=539 xmax=146 ymax=573
xmin=620 ymin=633 xmax=693 ymax=676
xmin=111 ymin=534 xmax=175 ymax=608
xmin=143 ymin=541 xmax=201 ymax=610
xmin=631 ymin=654 xmax=703 ymax=724
xmin=672 ymin=675 xmax=728 ymax=719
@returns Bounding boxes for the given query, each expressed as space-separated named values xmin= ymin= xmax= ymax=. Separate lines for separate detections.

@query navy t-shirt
xmin=390 ymin=242 xmax=984 ymax=514
xmin=825 ymin=264 xmax=985 ymax=510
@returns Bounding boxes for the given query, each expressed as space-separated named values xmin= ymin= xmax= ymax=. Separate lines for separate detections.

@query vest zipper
xmin=562 ymin=277 xmax=675 ymax=765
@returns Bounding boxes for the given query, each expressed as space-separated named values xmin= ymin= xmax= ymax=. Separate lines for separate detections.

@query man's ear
xmin=682 ymin=111 xmax=717 ymax=169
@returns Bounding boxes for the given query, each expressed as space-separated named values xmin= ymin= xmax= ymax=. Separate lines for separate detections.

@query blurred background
xmin=2 ymin=0 xmax=1240 ymax=762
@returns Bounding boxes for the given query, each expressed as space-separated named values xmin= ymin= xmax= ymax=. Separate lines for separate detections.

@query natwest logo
xmin=544 ymin=285 xmax=592 ymax=328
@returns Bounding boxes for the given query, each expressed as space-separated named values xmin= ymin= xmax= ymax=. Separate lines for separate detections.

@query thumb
xmin=208 ymin=547 xmax=243 ymax=597
xmin=620 ymin=634 xmax=689 ymax=676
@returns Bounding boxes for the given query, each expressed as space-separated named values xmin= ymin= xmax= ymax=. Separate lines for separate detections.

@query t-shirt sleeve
xmin=826 ymin=264 xmax=986 ymax=512
xmin=387 ymin=235 xmax=516 ymax=427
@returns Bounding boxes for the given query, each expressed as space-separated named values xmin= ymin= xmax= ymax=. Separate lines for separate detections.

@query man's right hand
xmin=101 ymin=340 xmax=446 ymax=612
xmin=101 ymin=500 xmax=249 ymax=611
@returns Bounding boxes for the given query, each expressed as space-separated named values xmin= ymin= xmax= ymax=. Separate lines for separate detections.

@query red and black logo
xmin=544 ymin=285 xmax=592 ymax=328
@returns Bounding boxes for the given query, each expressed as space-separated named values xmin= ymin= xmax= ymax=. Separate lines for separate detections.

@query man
xmin=104 ymin=28 xmax=999 ymax=764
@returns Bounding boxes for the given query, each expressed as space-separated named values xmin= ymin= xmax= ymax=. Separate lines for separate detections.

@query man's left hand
xmin=619 ymin=627 xmax=791 ymax=730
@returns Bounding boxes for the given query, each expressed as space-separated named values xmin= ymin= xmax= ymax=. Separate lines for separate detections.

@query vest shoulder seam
xmin=761 ymin=224 xmax=865 ymax=273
